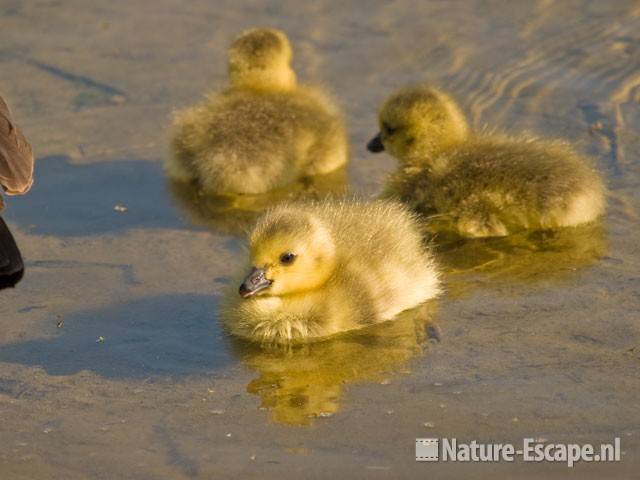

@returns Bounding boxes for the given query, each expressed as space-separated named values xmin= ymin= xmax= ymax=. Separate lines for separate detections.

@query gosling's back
xmin=387 ymin=136 xmax=605 ymax=237
xmin=172 ymin=87 xmax=346 ymax=194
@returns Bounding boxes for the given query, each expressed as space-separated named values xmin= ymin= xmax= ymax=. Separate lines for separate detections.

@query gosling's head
xmin=239 ymin=209 xmax=336 ymax=298
xmin=228 ymin=28 xmax=297 ymax=91
xmin=367 ymin=85 xmax=469 ymax=163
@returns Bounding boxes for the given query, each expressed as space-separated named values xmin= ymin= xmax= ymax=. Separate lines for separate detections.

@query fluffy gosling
xmin=168 ymin=28 xmax=348 ymax=194
xmin=368 ymin=85 xmax=605 ymax=238
xmin=221 ymin=199 xmax=440 ymax=344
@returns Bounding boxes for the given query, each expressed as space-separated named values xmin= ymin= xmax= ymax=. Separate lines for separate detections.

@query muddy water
xmin=1 ymin=1 xmax=639 ymax=478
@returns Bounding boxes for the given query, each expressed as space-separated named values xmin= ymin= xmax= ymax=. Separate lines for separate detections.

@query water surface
xmin=1 ymin=1 xmax=639 ymax=478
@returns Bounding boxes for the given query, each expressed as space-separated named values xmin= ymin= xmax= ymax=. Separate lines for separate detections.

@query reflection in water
xmin=227 ymin=302 xmax=437 ymax=425
xmin=433 ymin=223 xmax=606 ymax=295
xmin=168 ymin=167 xmax=347 ymax=235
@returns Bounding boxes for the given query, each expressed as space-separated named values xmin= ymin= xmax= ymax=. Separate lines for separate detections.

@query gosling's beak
xmin=239 ymin=267 xmax=272 ymax=298
xmin=366 ymin=133 xmax=384 ymax=153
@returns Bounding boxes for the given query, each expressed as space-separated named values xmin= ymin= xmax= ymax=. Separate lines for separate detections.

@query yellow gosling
xmin=167 ymin=28 xmax=348 ymax=194
xmin=368 ymin=85 xmax=605 ymax=238
xmin=221 ymin=199 xmax=440 ymax=344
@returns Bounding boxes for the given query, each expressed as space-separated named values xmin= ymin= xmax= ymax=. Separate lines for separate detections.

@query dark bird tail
xmin=0 ymin=216 xmax=24 ymax=290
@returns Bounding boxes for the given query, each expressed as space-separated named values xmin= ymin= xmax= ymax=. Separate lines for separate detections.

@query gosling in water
xmin=168 ymin=28 xmax=348 ymax=194
xmin=221 ymin=199 xmax=440 ymax=344
xmin=367 ymin=85 xmax=605 ymax=238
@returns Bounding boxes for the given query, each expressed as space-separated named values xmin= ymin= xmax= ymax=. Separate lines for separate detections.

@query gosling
xmin=367 ymin=85 xmax=605 ymax=238
xmin=221 ymin=199 xmax=440 ymax=344
xmin=168 ymin=28 xmax=348 ymax=195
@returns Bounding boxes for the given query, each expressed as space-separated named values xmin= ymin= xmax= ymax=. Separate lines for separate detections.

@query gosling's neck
xmin=402 ymin=105 xmax=470 ymax=174
xmin=228 ymin=67 xmax=297 ymax=93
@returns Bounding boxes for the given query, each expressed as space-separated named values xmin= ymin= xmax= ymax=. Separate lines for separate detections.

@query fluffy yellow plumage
xmin=220 ymin=199 xmax=440 ymax=344
xmin=368 ymin=85 xmax=605 ymax=238
xmin=167 ymin=28 xmax=348 ymax=194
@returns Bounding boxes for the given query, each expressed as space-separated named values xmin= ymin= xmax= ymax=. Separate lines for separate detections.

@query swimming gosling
xmin=221 ymin=199 xmax=440 ymax=344
xmin=168 ymin=28 xmax=348 ymax=194
xmin=367 ymin=85 xmax=605 ymax=238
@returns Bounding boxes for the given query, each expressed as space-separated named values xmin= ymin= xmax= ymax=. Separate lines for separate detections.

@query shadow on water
xmin=5 ymin=155 xmax=348 ymax=238
xmin=432 ymin=222 xmax=607 ymax=296
xmin=168 ymin=166 xmax=348 ymax=236
xmin=0 ymin=294 xmax=231 ymax=379
xmin=5 ymin=155 xmax=193 ymax=236
xmin=225 ymin=302 xmax=438 ymax=426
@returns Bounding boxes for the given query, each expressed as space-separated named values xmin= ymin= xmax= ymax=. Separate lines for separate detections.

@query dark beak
xmin=366 ymin=133 xmax=384 ymax=153
xmin=239 ymin=267 xmax=272 ymax=298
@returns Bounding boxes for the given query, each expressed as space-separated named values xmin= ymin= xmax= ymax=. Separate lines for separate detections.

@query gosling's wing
xmin=0 ymin=95 xmax=34 ymax=196
xmin=0 ymin=216 xmax=24 ymax=290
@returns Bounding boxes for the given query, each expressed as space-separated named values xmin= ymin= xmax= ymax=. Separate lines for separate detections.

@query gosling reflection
xmin=228 ymin=302 xmax=437 ymax=425
xmin=168 ymin=167 xmax=347 ymax=235
xmin=434 ymin=222 xmax=606 ymax=294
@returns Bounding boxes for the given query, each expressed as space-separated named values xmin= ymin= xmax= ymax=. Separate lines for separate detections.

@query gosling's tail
xmin=0 ymin=216 xmax=24 ymax=290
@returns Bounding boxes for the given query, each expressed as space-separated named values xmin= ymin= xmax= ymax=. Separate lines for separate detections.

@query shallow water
xmin=1 ymin=1 xmax=640 ymax=478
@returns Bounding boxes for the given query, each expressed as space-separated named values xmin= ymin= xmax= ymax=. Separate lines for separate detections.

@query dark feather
xmin=0 ymin=216 xmax=24 ymax=290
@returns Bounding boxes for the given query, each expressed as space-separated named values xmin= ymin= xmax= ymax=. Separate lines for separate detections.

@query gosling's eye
xmin=279 ymin=252 xmax=297 ymax=265
xmin=383 ymin=122 xmax=396 ymax=135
